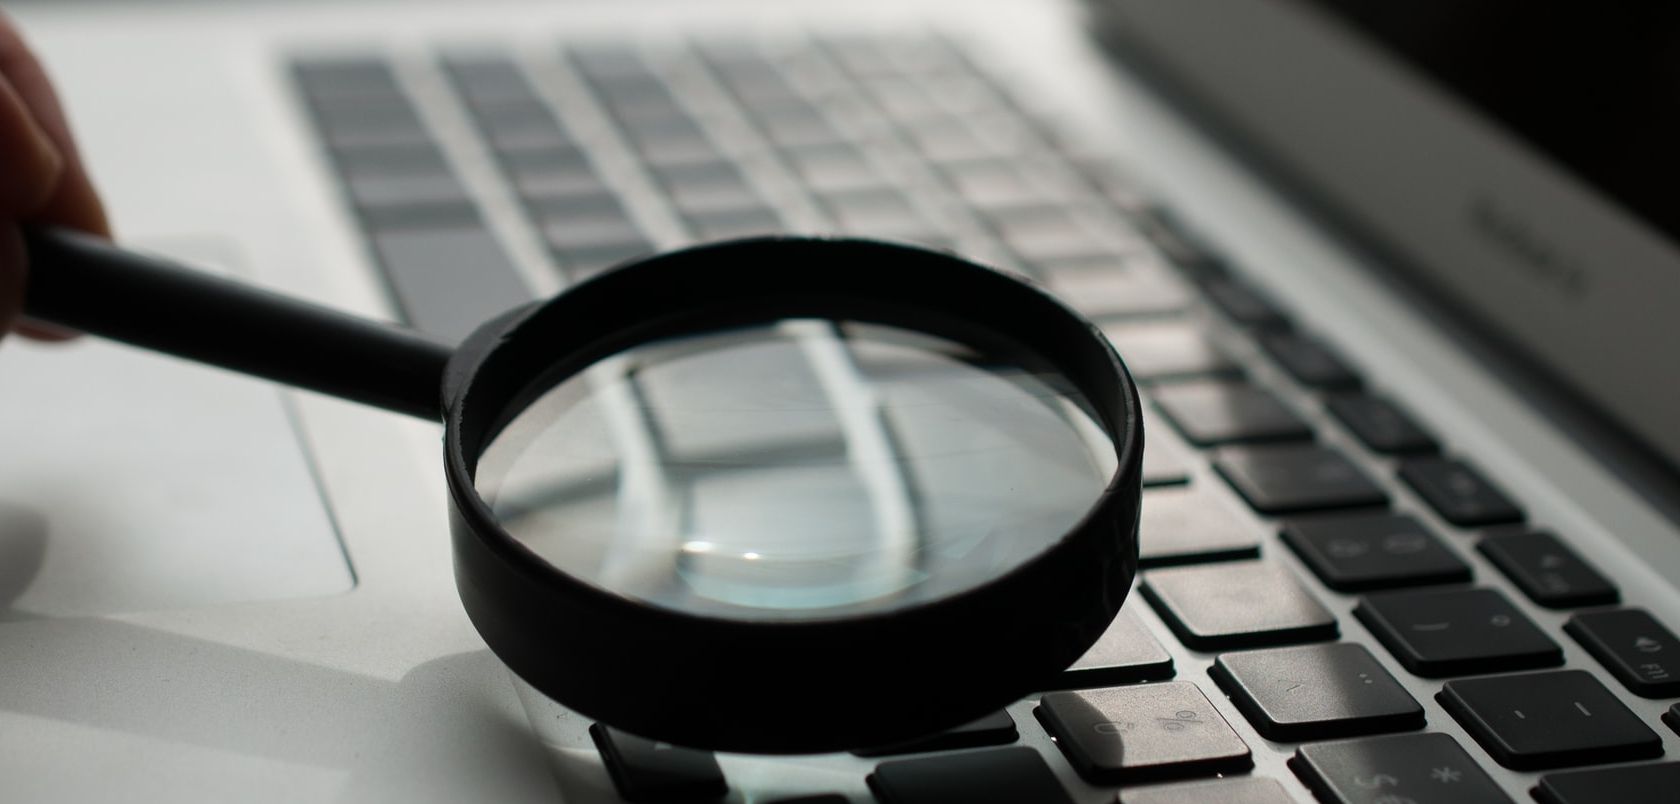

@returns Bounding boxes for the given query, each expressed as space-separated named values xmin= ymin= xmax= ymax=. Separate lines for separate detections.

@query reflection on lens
xmin=474 ymin=319 xmax=1114 ymax=620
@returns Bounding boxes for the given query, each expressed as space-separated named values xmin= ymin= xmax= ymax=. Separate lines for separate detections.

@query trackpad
xmin=0 ymin=240 xmax=353 ymax=617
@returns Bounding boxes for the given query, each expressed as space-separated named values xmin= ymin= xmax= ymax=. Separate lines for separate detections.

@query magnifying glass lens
xmin=476 ymin=318 xmax=1115 ymax=621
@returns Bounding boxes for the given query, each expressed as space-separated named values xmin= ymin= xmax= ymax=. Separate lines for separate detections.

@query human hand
xmin=0 ymin=11 xmax=110 ymax=343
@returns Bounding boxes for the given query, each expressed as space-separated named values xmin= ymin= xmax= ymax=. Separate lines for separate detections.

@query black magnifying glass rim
xmin=440 ymin=237 xmax=1143 ymax=754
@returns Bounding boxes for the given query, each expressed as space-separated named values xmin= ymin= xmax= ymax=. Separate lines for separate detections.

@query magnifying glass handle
xmin=20 ymin=227 xmax=453 ymax=421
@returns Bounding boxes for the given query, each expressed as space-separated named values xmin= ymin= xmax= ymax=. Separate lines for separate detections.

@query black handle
xmin=20 ymin=228 xmax=453 ymax=421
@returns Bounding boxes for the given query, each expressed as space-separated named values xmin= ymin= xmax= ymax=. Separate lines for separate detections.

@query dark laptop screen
xmin=1301 ymin=1 xmax=1680 ymax=251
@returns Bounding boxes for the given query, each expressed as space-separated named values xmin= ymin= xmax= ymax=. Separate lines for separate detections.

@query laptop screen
xmin=1303 ymin=1 xmax=1680 ymax=252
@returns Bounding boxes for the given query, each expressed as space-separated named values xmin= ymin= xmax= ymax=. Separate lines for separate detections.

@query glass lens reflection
xmin=474 ymin=319 xmax=1113 ymax=620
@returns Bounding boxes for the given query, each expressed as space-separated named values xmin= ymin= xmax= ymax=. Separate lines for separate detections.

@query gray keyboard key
xmin=1103 ymin=324 xmax=1240 ymax=383
xmin=1282 ymin=512 xmax=1471 ymax=591
xmin=1438 ymin=670 xmax=1662 ymax=770
xmin=1047 ymin=268 xmax=1191 ymax=319
xmin=1123 ymin=778 xmax=1296 ymax=804
xmin=1140 ymin=404 xmax=1192 ymax=487
xmin=1056 ymin=609 xmax=1174 ymax=687
xmin=330 ymin=141 xmax=449 ymax=177
xmin=787 ymin=144 xmax=884 ymax=193
xmin=346 ymin=172 xmax=475 ymax=219
xmin=868 ymin=747 xmax=1072 ymax=804
xmin=1037 ymin=681 xmax=1252 ymax=784
xmin=1290 ymin=733 xmax=1512 ymax=804
xmin=1153 ymin=383 xmax=1310 ymax=446
xmin=1210 ymin=643 xmax=1424 ymax=741
xmin=686 ymin=208 xmax=784 ymax=240
xmin=1137 ymin=486 xmax=1261 ymax=568
xmin=1202 ymin=278 xmax=1289 ymax=329
xmin=1355 ymin=587 xmax=1561 ymax=677
xmin=367 ymin=223 xmax=533 ymax=342
xmin=1142 ymin=560 xmax=1337 ymax=651
xmin=1216 ymin=444 xmax=1387 ymax=514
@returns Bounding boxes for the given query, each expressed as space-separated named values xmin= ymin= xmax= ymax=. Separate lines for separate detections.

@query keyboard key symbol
xmin=1430 ymin=766 xmax=1463 ymax=783
xmin=1354 ymin=773 xmax=1399 ymax=789
xmin=1155 ymin=711 xmax=1202 ymax=731
xmin=1634 ymin=636 xmax=1663 ymax=653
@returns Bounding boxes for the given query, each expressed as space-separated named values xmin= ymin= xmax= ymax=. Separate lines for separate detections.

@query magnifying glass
xmin=20 ymin=229 xmax=1142 ymax=755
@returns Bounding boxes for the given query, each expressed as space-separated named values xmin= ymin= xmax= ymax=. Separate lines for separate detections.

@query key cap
xmin=1137 ymin=486 xmax=1261 ymax=568
xmin=1132 ymin=207 xmax=1224 ymax=278
xmin=1202 ymin=278 xmax=1288 ymax=329
xmin=1324 ymin=393 xmax=1438 ymax=455
xmin=1122 ymin=777 xmax=1296 ymax=804
xmin=941 ymin=159 xmax=1055 ymax=211
xmin=1045 ymin=266 xmax=1192 ymax=319
xmin=368 ymin=223 xmax=534 ymax=343
xmin=1216 ymin=444 xmax=1387 ymax=514
xmin=868 ymin=746 xmax=1073 ymax=804
xmin=1289 ymin=732 xmax=1512 ymax=804
xmin=1667 ymin=703 xmax=1680 ymax=735
xmin=1209 ymin=643 xmax=1424 ymax=741
xmin=589 ymin=724 xmax=728 ymax=803
xmin=1399 ymin=457 xmax=1524 ymax=527
xmin=1438 ymin=670 xmax=1662 ymax=770
xmin=1479 ymin=530 xmax=1618 ymax=608
xmin=1055 ymin=608 xmax=1175 ymax=687
xmin=1102 ymin=324 xmax=1240 ymax=383
xmin=1355 ymin=587 xmax=1561 ymax=677
xmin=1152 ymin=382 xmax=1310 ymax=445
xmin=1142 ymin=560 xmax=1337 ymax=651
xmin=1260 ymin=331 xmax=1361 ymax=390
xmin=1535 ymin=762 xmax=1680 ymax=804
xmin=1282 ymin=512 xmax=1471 ymax=591
xmin=293 ymin=58 xmax=403 ymax=100
xmin=346 ymin=172 xmax=478 ymax=223
xmin=329 ymin=141 xmax=450 ymax=178
xmin=988 ymin=205 xmax=1118 ymax=265
xmin=851 ymin=711 xmax=1016 ymax=757
xmin=1141 ymin=405 xmax=1192 ymax=487
xmin=685 ymin=207 xmax=784 ymax=240
xmin=765 ymin=797 xmax=848 ymax=804
xmin=1564 ymin=609 xmax=1680 ymax=697
xmin=1036 ymin=681 xmax=1252 ymax=784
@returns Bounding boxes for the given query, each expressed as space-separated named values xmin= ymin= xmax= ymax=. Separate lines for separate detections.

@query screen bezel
xmin=1090 ymin=0 xmax=1680 ymax=477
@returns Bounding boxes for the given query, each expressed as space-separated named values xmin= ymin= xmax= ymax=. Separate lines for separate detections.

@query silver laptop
xmin=3 ymin=0 xmax=1677 ymax=801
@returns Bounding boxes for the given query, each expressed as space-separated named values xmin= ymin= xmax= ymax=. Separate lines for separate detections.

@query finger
xmin=0 ymin=12 xmax=110 ymax=237
xmin=0 ymin=223 xmax=23 ymax=341
xmin=0 ymin=73 xmax=61 ymax=217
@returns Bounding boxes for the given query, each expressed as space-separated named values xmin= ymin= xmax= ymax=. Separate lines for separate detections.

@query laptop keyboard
xmin=289 ymin=34 xmax=1678 ymax=803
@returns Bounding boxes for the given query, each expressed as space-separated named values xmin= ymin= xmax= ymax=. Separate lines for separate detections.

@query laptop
xmin=3 ymin=0 xmax=1677 ymax=801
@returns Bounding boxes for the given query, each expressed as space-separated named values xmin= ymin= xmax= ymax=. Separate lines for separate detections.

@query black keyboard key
xmin=1102 ymin=323 xmax=1240 ymax=382
xmin=765 ymin=797 xmax=848 ymax=804
xmin=1056 ymin=609 xmax=1175 ymax=687
xmin=589 ymin=724 xmax=728 ymax=803
xmin=367 ymin=223 xmax=534 ymax=343
xmin=1667 ymin=703 xmax=1680 ymax=735
xmin=1210 ymin=643 xmax=1422 ymax=742
xmin=1290 ymin=733 xmax=1512 ymax=804
xmin=1535 ymin=762 xmax=1680 ymax=804
xmin=1355 ymin=587 xmax=1561 ymax=677
xmin=1260 ymin=331 xmax=1360 ymax=390
xmin=1137 ymin=486 xmax=1262 ymax=568
xmin=1282 ymin=512 xmax=1470 ymax=591
xmin=1479 ymin=530 xmax=1618 ymax=608
xmin=1036 ymin=681 xmax=1252 ymax=784
xmin=851 ymin=711 xmax=1016 ymax=757
xmin=1142 ymin=560 xmax=1337 ymax=651
xmin=1216 ymin=444 xmax=1387 ymax=514
xmin=1399 ymin=457 xmax=1524 ymax=527
xmin=868 ymin=746 xmax=1072 ymax=804
xmin=1565 ymin=609 xmax=1680 ymax=697
xmin=1133 ymin=206 xmax=1225 ymax=278
xmin=1325 ymin=393 xmax=1438 ymax=455
xmin=1202 ymin=278 xmax=1288 ymax=329
xmin=1437 ymin=670 xmax=1662 ymax=770
xmin=1152 ymin=382 xmax=1310 ymax=445
xmin=1123 ymin=777 xmax=1295 ymax=804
